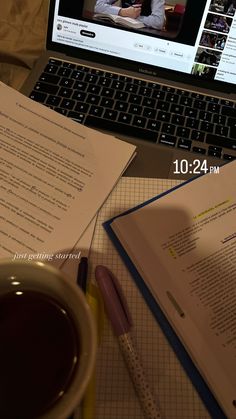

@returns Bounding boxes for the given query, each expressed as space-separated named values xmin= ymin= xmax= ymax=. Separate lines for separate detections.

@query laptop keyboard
xmin=29 ymin=58 xmax=236 ymax=161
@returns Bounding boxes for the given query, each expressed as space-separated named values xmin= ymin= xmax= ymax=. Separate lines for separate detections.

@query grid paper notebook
xmin=89 ymin=177 xmax=211 ymax=419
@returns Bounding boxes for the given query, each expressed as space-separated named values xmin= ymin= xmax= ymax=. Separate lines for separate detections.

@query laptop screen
xmin=50 ymin=0 xmax=236 ymax=87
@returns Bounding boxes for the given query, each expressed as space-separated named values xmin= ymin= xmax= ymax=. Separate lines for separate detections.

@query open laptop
xmin=21 ymin=0 xmax=236 ymax=179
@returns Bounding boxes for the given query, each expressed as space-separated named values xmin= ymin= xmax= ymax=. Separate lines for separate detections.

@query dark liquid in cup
xmin=0 ymin=290 xmax=80 ymax=418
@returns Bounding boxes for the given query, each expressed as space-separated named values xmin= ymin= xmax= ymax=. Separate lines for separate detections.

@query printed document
xmin=0 ymin=82 xmax=136 ymax=263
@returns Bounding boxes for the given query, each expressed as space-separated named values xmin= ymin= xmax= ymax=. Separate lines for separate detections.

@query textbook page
xmin=94 ymin=14 xmax=145 ymax=28
xmin=110 ymin=161 xmax=236 ymax=419
xmin=0 ymin=82 xmax=136 ymax=264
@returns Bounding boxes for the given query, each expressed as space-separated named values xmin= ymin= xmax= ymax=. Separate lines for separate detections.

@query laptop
xmin=21 ymin=0 xmax=236 ymax=179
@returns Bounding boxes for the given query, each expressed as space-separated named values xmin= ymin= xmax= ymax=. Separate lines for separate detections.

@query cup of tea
xmin=0 ymin=259 xmax=97 ymax=419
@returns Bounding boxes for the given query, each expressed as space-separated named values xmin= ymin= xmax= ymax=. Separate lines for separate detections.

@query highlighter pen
xmin=95 ymin=265 xmax=162 ymax=419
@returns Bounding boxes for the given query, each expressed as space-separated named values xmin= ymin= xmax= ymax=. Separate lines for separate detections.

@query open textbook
xmin=104 ymin=161 xmax=236 ymax=419
xmin=0 ymin=82 xmax=136 ymax=264
xmin=94 ymin=13 xmax=145 ymax=29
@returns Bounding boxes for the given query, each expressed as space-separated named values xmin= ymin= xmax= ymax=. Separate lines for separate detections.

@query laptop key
xmin=133 ymin=116 xmax=147 ymax=128
xmin=162 ymin=86 xmax=175 ymax=93
xmin=159 ymin=134 xmax=177 ymax=147
xmin=61 ymin=99 xmax=75 ymax=109
xmin=213 ymin=114 xmax=226 ymax=125
xmin=208 ymin=146 xmax=222 ymax=158
xmin=147 ymin=82 xmax=161 ymax=90
xmin=222 ymin=106 xmax=236 ymax=117
xmin=199 ymin=111 xmax=212 ymax=122
xmin=156 ymin=101 xmax=170 ymax=111
xmin=184 ymin=107 xmax=198 ymax=118
xmin=46 ymin=95 xmax=61 ymax=106
xmin=200 ymin=121 xmax=214 ymax=133
xmin=29 ymin=91 xmax=47 ymax=102
xmin=115 ymin=91 xmax=128 ymax=101
xmin=134 ymin=79 xmax=147 ymax=86
xmin=125 ymin=83 xmax=138 ymax=94
xmin=57 ymin=67 xmax=72 ymax=77
xmin=186 ymin=117 xmax=199 ymax=129
xmin=85 ymin=74 xmax=98 ymax=83
xmin=157 ymin=111 xmax=171 ymax=122
xmin=180 ymin=96 xmax=193 ymax=106
xmin=59 ymin=78 xmax=74 ymax=88
xmin=101 ymin=87 xmax=114 ymax=98
xmin=115 ymin=101 xmax=128 ymax=112
xmin=91 ymin=68 xmax=104 ymax=75
xmin=111 ymin=80 xmax=125 ymax=90
xmin=220 ymin=99 xmax=234 ymax=106
xmin=191 ymin=130 xmax=205 ymax=141
xmin=85 ymin=115 xmax=157 ymax=141
xmin=103 ymin=109 xmax=118 ymax=120
xmin=206 ymin=96 xmax=219 ymax=103
xmin=161 ymin=123 xmax=176 ymax=135
xmin=171 ymin=114 xmax=185 ymax=125
xmin=192 ymin=147 xmax=206 ymax=154
xmin=62 ymin=62 xmax=76 ymax=69
xmin=230 ymin=126 xmax=236 ymax=139
xmin=191 ymin=92 xmax=204 ymax=99
xmin=152 ymin=90 xmax=165 ymax=100
xmin=34 ymin=82 xmax=59 ymax=95
xmin=119 ymin=75 xmax=132 ymax=82
xmin=87 ymin=85 xmax=101 ymax=95
xmin=68 ymin=111 xmax=85 ymax=123
xmin=138 ymin=86 xmax=151 ymax=96
xmin=147 ymin=120 xmax=161 ymax=131
xmin=170 ymin=104 xmax=184 ymax=114
xmin=54 ymin=108 xmax=68 ymax=116
xmin=118 ymin=113 xmax=132 ymax=124
xmin=89 ymin=106 xmax=104 ymax=117
xmin=176 ymin=127 xmax=190 ymax=138
xmin=74 ymin=102 xmax=89 ymax=113
xmin=39 ymin=73 xmax=60 ymax=84
xmin=129 ymin=104 xmax=142 ymax=115
xmin=177 ymin=138 xmax=192 ymax=150
xmin=143 ymin=108 xmax=156 ymax=118
xmin=87 ymin=94 xmax=100 ymax=105
xmin=166 ymin=93 xmax=179 ymax=103
xmin=206 ymin=133 xmax=236 ymax=150
xmin=100 ymin=98 xmax=114 ymax=108
xmin=44 ymin=64 xmax=58 ymax=74
xmin=142 ymin=97 xmax=156 ymax=107
xmin=71 ymin=70 xmax=85 ymax=80
xmin=223 ymin=153 xmax=235 ymax=160
xmin=215 ymin=125 xmax=229 ymax=137
xmin=48 ymin=58 xmax=62 ymax=66
xmin=129 ymin=94 xmax=142 ymax=104
xmin=99 ymin=77 xmax=112 ymax=87
xmin=176 ymin=89 xmax=190 ymax=97
xmin=105 ymin=72 xmax=118 ymax=79
xmin=228 ymin=117 xmax=236 ymax=127
xmin=207 ymin=103 xmax=220 ymax=113
xmin=58 ymin=87 xmax=73 ymax=98
xmin=72 ymin=91 xmax=87 ymax=101
xmin=74 ymin=81 xmax=87 ymax=90
xmin=193 ymin=99 xmax=206 ymax=110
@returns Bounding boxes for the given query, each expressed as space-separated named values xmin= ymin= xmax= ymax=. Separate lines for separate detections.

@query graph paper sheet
xmin=89 ymin=177 xmax=210 ymax=419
